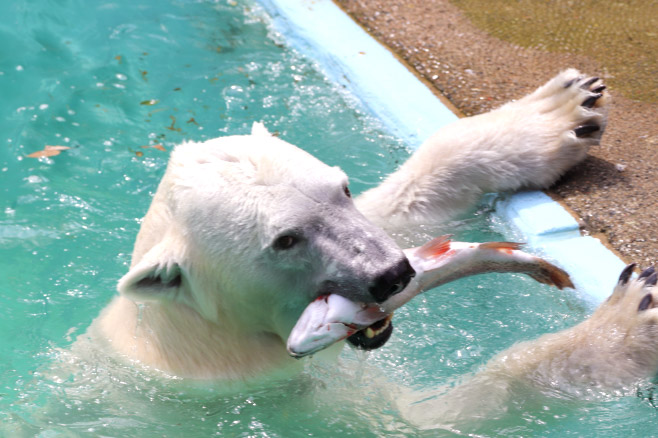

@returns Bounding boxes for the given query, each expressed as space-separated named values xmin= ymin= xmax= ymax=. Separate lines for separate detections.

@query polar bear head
xmin=115 ymin=124 xmax=414 ymax=359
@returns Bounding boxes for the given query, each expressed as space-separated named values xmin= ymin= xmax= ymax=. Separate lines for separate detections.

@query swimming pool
xmin=0 ymin=0 xmax=655 ymax=435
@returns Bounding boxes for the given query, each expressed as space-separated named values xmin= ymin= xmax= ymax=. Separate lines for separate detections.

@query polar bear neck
xmin=94 ymin=295 xmax=302 ymax=380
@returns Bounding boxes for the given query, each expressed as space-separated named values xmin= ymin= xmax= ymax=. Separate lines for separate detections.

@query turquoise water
xmin=1 ymin=0 xmax=656 ymax=436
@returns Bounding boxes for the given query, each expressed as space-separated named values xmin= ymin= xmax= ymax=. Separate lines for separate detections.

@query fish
xmin=286 ymin=235 xmax=573 ymax=358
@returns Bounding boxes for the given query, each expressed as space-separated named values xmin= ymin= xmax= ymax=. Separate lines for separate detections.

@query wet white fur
xmin=85 ymin=69 xmax=613 ymax=383
xmin=401 ymin=276 xmax=658 ymax=430
xmin=356 ymin=68 xmax=607 ymax=230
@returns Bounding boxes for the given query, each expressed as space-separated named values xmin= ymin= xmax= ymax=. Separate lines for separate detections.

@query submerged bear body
xmin=80 ymin=70 xmax=658 ymax=426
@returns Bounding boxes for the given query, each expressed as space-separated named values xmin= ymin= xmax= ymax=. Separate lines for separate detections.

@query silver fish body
xmin=287 ymin=235 xmax=573 ymax=358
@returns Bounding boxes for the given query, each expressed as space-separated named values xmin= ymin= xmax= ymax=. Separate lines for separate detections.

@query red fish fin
xmin=479 ymin=242 xmax=525 ymax=251
xmin=415 ymin=235 xmax=452 ymax=258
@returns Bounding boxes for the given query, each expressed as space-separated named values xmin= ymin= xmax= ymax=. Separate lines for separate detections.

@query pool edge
xmin=258 ymin=0 xmax=626 ymax=303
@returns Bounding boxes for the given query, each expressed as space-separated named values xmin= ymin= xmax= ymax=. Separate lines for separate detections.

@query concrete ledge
xmin=258 ymin=0 xmax=458 ymax=147
xmin=257 ymin=0 xmax=625 ymax=303
xmin=497 ymin=191 xmax=581 ymax=239
xmin=497 ymin=191 xmax=626 ymax=301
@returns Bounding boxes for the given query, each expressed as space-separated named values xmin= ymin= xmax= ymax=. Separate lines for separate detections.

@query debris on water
xmin=26 ymin=145 xmax=71 ymax=158
xmin=140 ymin=144 xmax=166 ymax=152
xmin=166 ymin=115 xmax=181 ymax=132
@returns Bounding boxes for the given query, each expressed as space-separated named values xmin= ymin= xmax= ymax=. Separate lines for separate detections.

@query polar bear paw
xmin=523 ymin=68 xmax=608 ymax=140
xmin=590 ymin=264 xmax=658 ymax=379
xmin=608 ymin=264 xmax=658 ymax=309
xmin=549 ymin=264 xmax=658 ymax=388
xmin=492 ymin=68 xmax=610 ymax=189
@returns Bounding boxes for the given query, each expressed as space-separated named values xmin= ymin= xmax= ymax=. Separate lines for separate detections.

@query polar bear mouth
xmin=287 ymin=294 xmax=392 ymax=357
xmin=346 ymin=314 xmax=394 ymax=350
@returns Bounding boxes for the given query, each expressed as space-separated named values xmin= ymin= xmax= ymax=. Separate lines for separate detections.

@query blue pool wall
xmin=258 ymin=0 xmax=627 ymax=303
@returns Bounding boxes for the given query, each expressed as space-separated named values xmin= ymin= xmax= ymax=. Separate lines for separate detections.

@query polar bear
xmin=401 ymin=264 xmax=658 ymax=430
xmin=85 ymin=69 xmax=612 ymax=382
xmin=356 ymin=69 xmax=608 ymax=231
xmin=89 ymin=130 xmax=415 ymax=379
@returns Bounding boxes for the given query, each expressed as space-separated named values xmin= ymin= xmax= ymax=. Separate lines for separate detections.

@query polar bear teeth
xmin=365 ymin=314 xmax=393 ymax=339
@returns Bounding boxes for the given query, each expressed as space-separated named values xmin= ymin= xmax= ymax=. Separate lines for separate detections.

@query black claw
xmin=646 ymin=272 xmax=658 ymax=287
xmin=618 ymin=263 xmax=637 ymax=285
xmin=638 ymin=293 xmax=653 ymax=311
xmin=581 ymin=77 xmax=600 ymax=88
xmin=639 ymin=266 xmax=656 ymax=281
xmin=564 ymin=76 xmax=584 ymax=88
xmin=591 ymin=85 xmax=607 ymax=94
xmin=574 ymin=124 xmax=600 ymax=137
xmin=582 ymin=93 xmax=603 ymax=108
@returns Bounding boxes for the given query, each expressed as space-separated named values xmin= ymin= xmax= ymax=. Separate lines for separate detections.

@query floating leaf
xmin=186 ymin=118 xmax=199 ymax=126
xmin=115 ymin=55 xmax=122 ymax=64
xmin=140 ymin=99 xmax=159 ymax=106
xmin=27 ymin=149 xmax=59 ymax=158
xmin=135 ymin=151 xmax=144 ymax=157
xmin=140 ymin=144 xmax=166 ymax=152
xmin=140 ymin=70 xmax=148 ymax=82
xmin=27 ymin=145 xmax=71 ymax=158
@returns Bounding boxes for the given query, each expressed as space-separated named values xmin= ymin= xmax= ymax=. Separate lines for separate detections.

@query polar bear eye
xmin=343 ymin=186 xmax=351 ymax=198
xmin=273 ymin=235 xmax=299 ymax=251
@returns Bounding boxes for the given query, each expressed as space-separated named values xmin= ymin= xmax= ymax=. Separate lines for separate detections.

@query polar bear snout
xmin=316 ymin=254 xmax=414 ymax=303
xmin=369 ymin=256 xmax=415 ymax=303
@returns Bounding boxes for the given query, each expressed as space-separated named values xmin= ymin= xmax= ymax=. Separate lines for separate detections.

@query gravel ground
xmin=336 ymin=0 xmax=658 ymax=266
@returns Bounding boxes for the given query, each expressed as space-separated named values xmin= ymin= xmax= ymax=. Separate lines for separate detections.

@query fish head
xmin=286 ymin=236 xmax=451 ymax=357
xmin=287 ymin=294 xmax=391 ymax=357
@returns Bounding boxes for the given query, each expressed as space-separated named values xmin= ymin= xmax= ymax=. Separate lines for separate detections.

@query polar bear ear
xmin=251 ymin=122 xmax=272 ymax=137
xmin=117 ymin=242 xmax=186 ymax=303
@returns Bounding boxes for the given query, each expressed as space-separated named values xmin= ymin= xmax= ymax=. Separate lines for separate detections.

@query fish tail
xmin=529 ymin=260 xmax=575 ymax=290
xmin=478 ymin=241 xmax=574 ymax=289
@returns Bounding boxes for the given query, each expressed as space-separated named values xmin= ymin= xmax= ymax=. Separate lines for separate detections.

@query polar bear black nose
xmin=369 ymin=257 xmax=415 ymax=303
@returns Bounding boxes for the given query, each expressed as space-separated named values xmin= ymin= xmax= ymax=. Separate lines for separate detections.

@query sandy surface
xmin=336 ymin=0 xmax=658 ymax=266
